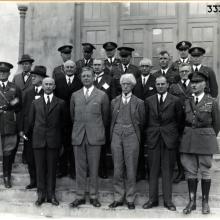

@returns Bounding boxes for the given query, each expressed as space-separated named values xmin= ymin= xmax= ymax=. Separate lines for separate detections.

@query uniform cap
xmin=176 ymin=41 xmax=192 ymax=50
xmin=0 ymin=61 xmax=13 ymax=72
xmin=103 ymin=42 xmax=117 ymax=51
xmin=189 ymin=47 xmax=206 ymax=57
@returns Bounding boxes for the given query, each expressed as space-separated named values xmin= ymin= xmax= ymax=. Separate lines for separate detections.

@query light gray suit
xmin=70 ymin=87 xmax=109 ymax=199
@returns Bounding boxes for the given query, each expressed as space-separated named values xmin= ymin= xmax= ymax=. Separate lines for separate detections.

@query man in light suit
xmin=109 ymin=74 xmax=145 ymax=210
xmin=54 ymin=60 xmax=83 ymax=179
xmin=143 ymin=75 xmax=184 ymax=211
xmin=27 ymin=77 xmax=66 ymax=206
xmin=70 ymin=67 xmax=109 ymax=208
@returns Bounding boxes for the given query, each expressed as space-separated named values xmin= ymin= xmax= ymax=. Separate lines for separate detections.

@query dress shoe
xmin=164 ymin=202 xmax=176 ymax=211
xmin=70 ymin=199 xmax=86 ymax=208
xmin=26 ymin=182 xmax=37 ymax=189
xmin=56 ymin=172 xmax=67 ymax=178
xmin=35 ymin=197 xmax=45 ymax=206
xmin=90 ymin=198 xmax=101 ymax=207
xmin=127 ymin=202 xmax=135 ymax=209
xmin=3 ymin=177 xmax=12 ymax=188
xmin=142 ymin=200 xmax=158 ymax=209
xmin=109 ymin=201 xmax=123 ymax=208
xmin=47 ymin=197 xmax=59 ymax=206
xmin=99 ymin=173 xmax=108 ymax=179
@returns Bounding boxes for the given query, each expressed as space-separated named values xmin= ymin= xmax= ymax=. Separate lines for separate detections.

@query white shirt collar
xmin=95 ymin=72 xmax=104 ymax=83
xmin=192 ymin=92 xmax=205 ymax=103
xmin=181 ymin=79 xmax=190 ymax=86
xmin=180 ymin=57 xmax=189 ymax=63
xmin=44 ymin=93 xmax=53 ymax=103
xmin=122 ymin=64 xmax=130 ymax=71
xmin=108 ymin=57 xmax=115 ymax=63
xmin=0 ymin=80 xmax=8 ymax=87
xmin=83 ymin=85 xmax=94 ymax=97
xmin=141 ymin=74 xmax=150 ymax=84
xmin=161 ymin=68 xmax=169 ymax=74
xmin=65 ymin=74 xmax=75 ymax=83
xmin=122 ymin=92 xmax=132 ymax=104
xmin=157 ymin=92 xmax=168 ymax=102
xmin=35 ymin=85 xmax=42 ymax=93
xmin=84 ymin=58 xmax=91 ymax=64
xmin=193 ymin=64 xmax=202 ymax=71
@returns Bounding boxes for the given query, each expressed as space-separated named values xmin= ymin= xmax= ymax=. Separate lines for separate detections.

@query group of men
xmin=0 ymin=40 xmax=219 ymax=215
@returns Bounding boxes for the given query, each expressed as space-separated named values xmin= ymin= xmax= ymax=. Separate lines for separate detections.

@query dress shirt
xmin=122 ymin=92 xmax=132 ymax=104
xmin=141 ymin=74 xmax=150 ymax=85
xmin=122 ymin=64 xmax=130 ymax=72
xmin=161 ymin=68 xmax=169 ymax=75
xmin=44 ymin=93 xmax=53 ymax=104
xmin=193 ymin=64 xmax=202 ymax=72
xmin=83 ymin=85 xmax=94 ymax=97
xmin=0 ymin=80 xmax=8 ymax=88
xmin=181 ymin=79 xmax=190 ymax=86
xmin=157 ymin=92 xmax=168 ymax=103
xmin=95 ymin=72 xmax=104 ymax=83
xmin=65 ymin=75 xmax=75 ymax=84
xmin=192 ymin=92 xmax=205 ymax=103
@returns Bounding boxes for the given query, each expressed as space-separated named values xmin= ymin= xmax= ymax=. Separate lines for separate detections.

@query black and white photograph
xmin=0 ymin=0 xmax=220 ymax=218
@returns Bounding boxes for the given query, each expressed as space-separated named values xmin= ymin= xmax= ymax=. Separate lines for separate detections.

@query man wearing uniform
xmin=19 ymin=66 xmax=47 ymax=189
xmin=189 ymin=46 xmax=218 ymax=98
xmin=111 ymin=47 xmax=141 ymax=98
xmin=54 ymin=60 xmax=83 ymax=179
xmin=13 ymin=54 xmax=35 ymax=163
xmin=76 ymin=43 xmax=96 ymax=77
xmin=52 ymin=44 xmax=73 ymax=78
xmin=169 ymin=63 xmax=193 ymax=183
xmin=0 ymin=62 xmax=22 ymax=188
xmin=180 ymin=71 xmax=220 ymax=215
xmin=103 ymin=42 xmax=121 ymax=77
xmin=171 ymin=41 xmax=192 ymax=72
xmin=154 ymin=50 xmax=180 ymax=85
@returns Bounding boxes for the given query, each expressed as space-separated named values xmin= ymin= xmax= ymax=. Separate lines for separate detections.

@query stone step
xmin=0 ymin=200 xmax=220 ymax=218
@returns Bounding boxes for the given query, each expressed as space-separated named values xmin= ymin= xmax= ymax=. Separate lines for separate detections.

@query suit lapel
xmin=152 ymin=95 xmax=159 ymax=116
xmin=85 ymin=87 xmax=97 ymax=103
xmin=48 ymin=96 xmax=58 ymax=114
xmin=162 ymin=93 xmax=172 ymax=111
xmin=112 ymin=96 xmax=121 ymax=125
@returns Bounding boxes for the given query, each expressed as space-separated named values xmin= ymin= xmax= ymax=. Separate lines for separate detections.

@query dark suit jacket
xmin=20 ymin=85 xmax=44 ymax=132
xmin=70 ymin=87 xmax=109 ymax=146
xmin=75 ymin=58 xmax=94 ymax=76
xmin=145 ymin=93 xmax=184 ymax=149
xmin=104 ymin=58 xmax=121 ymax=77
xmin=28 ymin=95 xmax=66 ymax=149
xmin=0 ymin=82 xmax=22 ymax=135
xmin=170 ymin=58 xmax=193 ymax=72
xmin=110 ymin=95 xmax=145 ymax=143
xmin=133 ymin=74 xmax=157 ymax=100
xmin=169 ymin=81 xmax=192 ymax=106
xmin=52 ymin=65 xmax=65 ymax=79
xmin=153 ymin=68 xmax=180 ymax=85
xmin=94 ymin=72 xmax=114 ymax=100
xmin=54 ymin=73 xmax=83 ymax=125
xmin=192 ymin=65 xmax=218 ymax=98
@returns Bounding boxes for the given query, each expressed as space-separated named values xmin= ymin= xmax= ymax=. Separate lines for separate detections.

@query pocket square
xmin=149 ymin=87 xmax=153 ymax=90
xmin=102 ymin=83 xmax=110 ymax=90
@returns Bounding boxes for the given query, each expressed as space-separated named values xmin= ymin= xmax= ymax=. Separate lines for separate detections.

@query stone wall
xmin=25 ymin=3 xmax=75 ymax=76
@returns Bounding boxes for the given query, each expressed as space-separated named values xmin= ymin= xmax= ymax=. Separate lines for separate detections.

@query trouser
xmin=74 ymin=135 xmax=101 ymax=199
xmin=34 ymin=147 xmax=59 ymax=199
xmin=181 ymin=153 xmax=213 ymax=179
xmin=148 ymin=138 xmax=176 ymax=203
xmin=111 ymin=125 xmax=139 ymax=202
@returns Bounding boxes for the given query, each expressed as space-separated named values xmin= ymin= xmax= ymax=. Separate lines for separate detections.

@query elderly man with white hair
xmin=109 ymin=73 xmax=145 ymax=210
xmin=54 ymin=59 xmax=83 ymax=179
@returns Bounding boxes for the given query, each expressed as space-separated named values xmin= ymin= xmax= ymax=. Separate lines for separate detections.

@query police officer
xmin=103 ymin=42 xmax=121 ymax=77
xmin=52 ymin=44 xmax=73 ymax=78
xmin=171 ymin=41 xmax=192 ymax=72
xmin=0 ymin=62 xmax=22 ymax=188
xmin=75 ymin=43 xmax=96 ymax=76
xmin=189 ymin=47 xmax=218 ymax=98
xmin=180 ymin=71 xmax=220 ymax=215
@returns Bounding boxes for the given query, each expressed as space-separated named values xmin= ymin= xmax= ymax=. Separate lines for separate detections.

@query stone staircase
xmin=0 ymin=138 xmax=220 ymax=218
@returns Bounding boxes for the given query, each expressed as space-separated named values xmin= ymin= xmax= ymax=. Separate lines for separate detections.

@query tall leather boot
xmin=3 ymin=155 xmax=12 ymax=188
xmin=183 ymin=179 xmax=198 ymax=214
xmin=201 ymin=179 xmax=211 ymax=214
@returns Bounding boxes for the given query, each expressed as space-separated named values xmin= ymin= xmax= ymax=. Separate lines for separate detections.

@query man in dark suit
xmin=169 ymin=63 xmax=193 ymax=184
xmin=27 ymin=77 xmax=66 ymax=206
xmin=0 ymin=62 xmax=22 ymax=188
xmin=54 ymin=60 xmax=83 ymax=179
xmin=170 ymin=41 xmax=193 ymax=72
xmin=143 ymin=75 xmax=184 ymax=211
xmin=109 ymin=74 xmax=145 ymax=210
xmin=154 ymin=50 xmax=180 ymax=85
xmin=19 ymin=66 xmax=47 ymax=189
xmin=70 ymin=67 xmax=109 ymax=208
xmin=103 ymin=42 xmax=121 ymax=77
xmin=93 ymin=59 xmax=113 ymax=178
xmin=75 ymin=43 xmax=96 ymax=77
xmin=52 ymin=44 xmax=73 ymax=78
xmin=180 ymin=71 xmax=220 ymax=215
xmin=12 ymin=54 xmax=35 ymax=163
xmin=189 ymin=47 xmax=218 ymax=98
xmin=111 ymin=47 xmax=141 ymax=98
xmin=133 ymin=58 xmax=157 ymax=181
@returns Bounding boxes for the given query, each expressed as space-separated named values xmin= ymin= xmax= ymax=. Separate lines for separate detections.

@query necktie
xmin=124 ymin=96 xmax=128 ymax=104
xmin=46 ymin=95 xmax=50 ymax=111
xmin=143 ymin=77 xmax=146 ymax=86
xmin=35 ymin=87 xmax=38 ymax=94
xmin=85 ymin=89 xmax=89 ymax=99
xmin=24 ymin=73 xmax=29 ymax=82
xmin=162 ymin=71 xmax=165 ymax=76
xmin=85 ymin=60 xmax=88 ymax=66
xmin=2 ymin=83 xmax=5 ymax=90
xmin=159 ymin=93 xmax=163 ymax=106
xmin=195 ymin=67 xmax=198 ymax=72
xmin=124 ymin=65 xmax=127 ymax=73
xmin=183 ymin=79 xmax=187 ymax=88
xmin=68 ymin=77 xmax=71 ymax=86
xmin=195 ymin=97 xmax=199 ymax=105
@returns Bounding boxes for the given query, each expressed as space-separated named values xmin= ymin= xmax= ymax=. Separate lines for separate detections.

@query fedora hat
xmin=31 ymin=65 xmax=47 ymax=77
xmin=18 ymin=54 xmax=35 ymax=64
